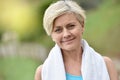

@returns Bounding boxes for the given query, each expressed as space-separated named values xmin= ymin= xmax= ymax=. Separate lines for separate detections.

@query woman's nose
xmin=63 ymin=29 xmax=71 ymax=38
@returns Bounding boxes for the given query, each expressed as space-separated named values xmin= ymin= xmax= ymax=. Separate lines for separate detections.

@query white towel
xmin=42 ymin=39 xmax=110 ymax=80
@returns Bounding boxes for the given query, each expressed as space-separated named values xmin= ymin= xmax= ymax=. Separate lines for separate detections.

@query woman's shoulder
xmin=103 ymin=56 xmax=116 ymax=71
xmin=103 ymin=56 xmax=113 ymax=64
xmin=34 ymin=65 xmax=43 ymax=80
xmin=103 ymin=56 xmax=119 ymax=80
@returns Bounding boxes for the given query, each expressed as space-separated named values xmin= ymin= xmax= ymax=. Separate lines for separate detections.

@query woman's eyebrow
xmin=53 ymin=26 xmax=62 ymax=30
xmin=66 ymin=22 xmax=76 ymax=25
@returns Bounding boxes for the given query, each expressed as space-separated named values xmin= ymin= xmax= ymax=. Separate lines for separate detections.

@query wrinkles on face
xmin=51 ymin=12 xmax=84 ymax=51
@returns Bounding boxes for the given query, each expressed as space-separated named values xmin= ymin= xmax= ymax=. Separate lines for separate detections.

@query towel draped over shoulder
xmin=42 ymin=39 xmax=110 ymax=80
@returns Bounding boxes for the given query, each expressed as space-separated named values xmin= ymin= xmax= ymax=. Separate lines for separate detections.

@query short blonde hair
xmin=43 ymin=0 xmax=86 ymax=35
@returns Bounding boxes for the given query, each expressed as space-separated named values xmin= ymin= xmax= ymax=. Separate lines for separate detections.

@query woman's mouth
xmin=62 ymin=38 xmax=75 ymax=44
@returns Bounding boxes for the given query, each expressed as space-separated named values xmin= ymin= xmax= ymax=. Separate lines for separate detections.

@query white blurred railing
xmin=0 ymin=42 xmax=47 ymax=61
xmin=0 ymin=32 xmax=47 ymax=61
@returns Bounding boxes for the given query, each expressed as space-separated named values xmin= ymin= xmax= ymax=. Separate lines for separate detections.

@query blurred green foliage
xmin=0 ymin=56 xmax=42 ymax=80
xmin=0 ymin=0 xmax=57 ymax=47
xmin=0 ymin=0 xmax=120 ymax=80
xmin=0 ymin=0 xmax=119 ymax=52
xmin=83 ymin=0 xmax=120 ymax=56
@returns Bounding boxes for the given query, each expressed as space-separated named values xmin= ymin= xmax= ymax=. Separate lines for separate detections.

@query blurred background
xmin=0 ymin=0 xmax=120 ymax=80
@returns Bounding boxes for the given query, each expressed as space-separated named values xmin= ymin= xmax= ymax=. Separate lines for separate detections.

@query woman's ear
xmin=81 ymin=20 xmax=85 ymax=34
xmin=82 ymin=28 xmax=84 ymax=35
xmin=52 ymin=38 xmax=55 ymax=42
xmin=50 ymin=35 xmax=55 ymax=42
xmin=81 ymin=20 xmax=84 ymax=28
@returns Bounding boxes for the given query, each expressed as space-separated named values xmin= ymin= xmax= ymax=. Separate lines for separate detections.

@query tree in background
xmin=0 ymin=0 xmax=57 ymax=43
xmin=75 ymin=0 xmax=102 ymax=10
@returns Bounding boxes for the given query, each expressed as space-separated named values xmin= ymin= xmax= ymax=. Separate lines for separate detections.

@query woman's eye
xmin=68 ymin=24 xmax=75 ymax=29
xmin=54 ymin=28 xmax=62 ymax=33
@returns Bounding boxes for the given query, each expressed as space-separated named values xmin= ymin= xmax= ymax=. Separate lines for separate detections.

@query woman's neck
xmin=62 ymin=46 xmax=83 ymax=62
xmin=62 ymin=46 xmax=83 ymax=75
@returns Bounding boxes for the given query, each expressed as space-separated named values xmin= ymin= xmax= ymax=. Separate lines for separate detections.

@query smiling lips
xmin=61 ymin=38 xmax=75 ymax=44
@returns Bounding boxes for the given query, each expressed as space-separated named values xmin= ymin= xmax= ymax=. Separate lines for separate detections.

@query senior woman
xmin=35 ymin=0 xmax=118 ymax=80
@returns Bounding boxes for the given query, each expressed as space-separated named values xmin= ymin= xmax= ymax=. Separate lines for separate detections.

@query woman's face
xmin=51 ymin=12 xmax=84 ymax=51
